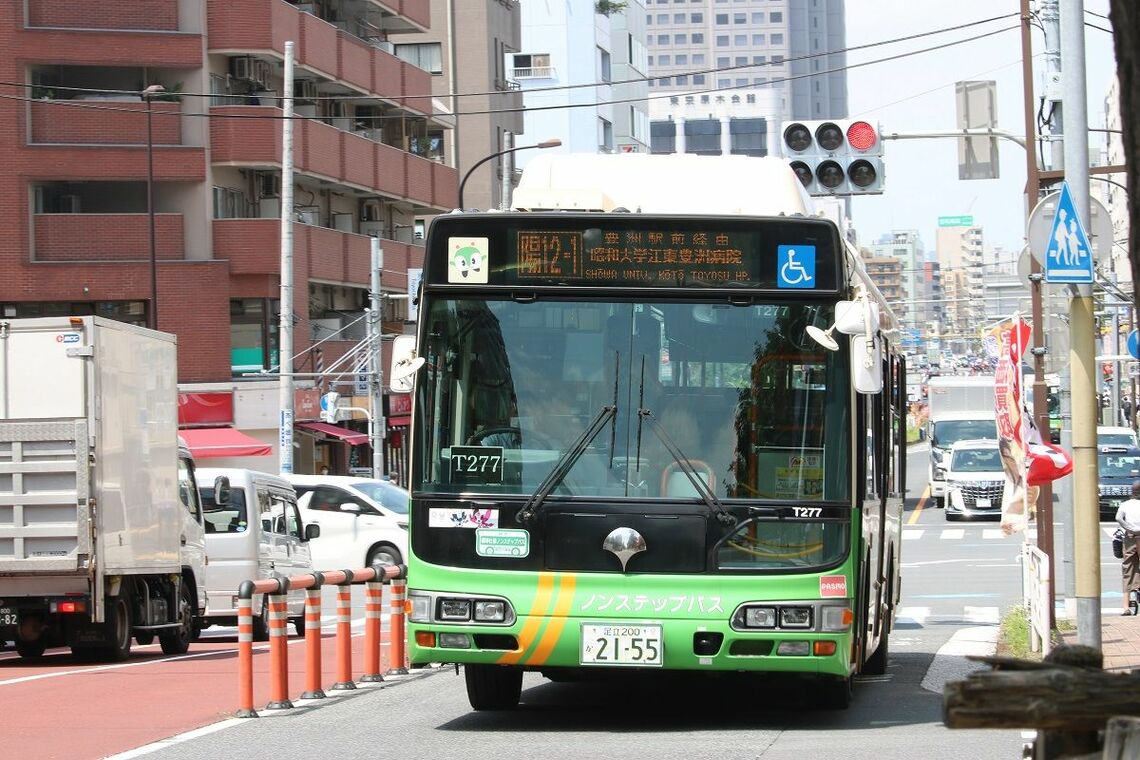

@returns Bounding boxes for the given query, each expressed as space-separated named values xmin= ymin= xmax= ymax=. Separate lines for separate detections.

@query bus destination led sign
xmin=515 ymin=230 xmax=752 ymax=286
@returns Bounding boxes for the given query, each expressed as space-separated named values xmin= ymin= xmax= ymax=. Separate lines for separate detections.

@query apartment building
xmin=396 ymin=0 xmax=523 ymax=211
xmin=1 ymin=0 xmax=458 ymax=476
xmin=935 ymin=222 xmax=986 ymax=344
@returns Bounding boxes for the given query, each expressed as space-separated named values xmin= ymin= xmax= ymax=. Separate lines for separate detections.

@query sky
xmin=844 ymin=0 xmax=1118 ymax=256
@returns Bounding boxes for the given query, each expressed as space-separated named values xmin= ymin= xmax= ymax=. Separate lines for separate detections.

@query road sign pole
xmin=1060 ymin=0 xmax=1100 ymax=649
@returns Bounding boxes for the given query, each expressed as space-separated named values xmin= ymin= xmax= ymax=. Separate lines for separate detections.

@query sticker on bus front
xmin=820 ymin=575 xmax=847 ymax=597
xmin=429 ymin=507 xmax=499 ymax=529
xmin=448 ymin=237 xmax=489 ymax=283
xmin=475 ymin=528 xmax=530 ymax=558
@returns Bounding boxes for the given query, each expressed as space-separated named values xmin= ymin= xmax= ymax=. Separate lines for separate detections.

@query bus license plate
xmin=0 ymin=607 xmax=18 ymax=626
xmin=580 ymin=623 xmax=663 ymax=667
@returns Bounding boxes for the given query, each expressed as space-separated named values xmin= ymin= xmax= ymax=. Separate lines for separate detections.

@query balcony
xmin=33 ymin=213 xmax=184 ymax=262
xmin=207 ymin=0 xmax=432 ymax=116
xmin=27 ymin=0 xmax=180 ymax=31
xmin=210 ymin=106 xmax=457 ymax=211
xmin=213 ymin=218 xmax=422 ymax=289
xmin=29 ymin=100 xmax=183 ymax=146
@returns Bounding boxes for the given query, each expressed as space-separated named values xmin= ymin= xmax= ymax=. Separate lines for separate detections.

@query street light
xmin=141 ymin=83 xmax=164 ymax=330
xmin=457 ymin=138 xmax=561 ymax=210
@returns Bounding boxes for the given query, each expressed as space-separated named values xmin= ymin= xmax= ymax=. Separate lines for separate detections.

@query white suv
xmin=283 ymin=475 xmax=408 ymax=570
xmin=940 ymin=439 xmax=1006 ymax=522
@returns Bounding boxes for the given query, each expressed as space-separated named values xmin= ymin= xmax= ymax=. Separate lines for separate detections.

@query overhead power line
xmin=0 ymin=22 xmax=1020 ymax=122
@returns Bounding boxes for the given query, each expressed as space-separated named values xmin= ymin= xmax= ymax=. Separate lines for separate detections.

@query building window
xmin=684 ymin=118 xmax=722 ymax=155
xmin=658 ymin=34 xmax=670 ymax=44
xmin=693 ymin=53 xmax=705 ymax=64
xmin=771 ymin=33 xmax=784 ymax=45
xmin=674 ymin=13 xmax=685 ymax=22
xmin=735 ymin=77 xmax=748 ymax=87
xmin=735 ymin=56 xmax=748 ymax=66
xmin=512 ymin=53 xmax=553 ymax=78
xmin=657 ymin=13 xmax=668 ymax=23
xmin=734 ymin=13 xmax=746 ymax=23
xmin=717 ymin=56 xmax=730 ymax=67
xmin=770 ymin=11 xmax=783 ymax=22
xmin=752 ymin=34 xmax=766 ymax=45
xmin=674 ymin=34 xmax=686 ymax=44
xmin=598 ymin=117 xmax=614 ymax=152
xmin=394 ymin=43 xmax=442 ymax=74
xmin=658 ymin=54 xmax=671 ymax=65
xmin=675 ymin=54 xmax=688 ymax=65
xmin=691 ymin=12 xmax=703 ymax=22
xmin=649 ymin=119 xmax=676 ymax=154
xmin=693 ymin=73 xmax=706 ymax=84
xmin=753 ymin=55 xmax=766 ymax=64
xmin=715 ymin=13 xmax=729 ymax=24
xmin=752 ymin=12 xmax=765 ymax=23
xmin=675 ymin=74 xmax=689 ymax=85
xmin=718 ymin=77 xmax=731 ymax=88
xmin=772 ymin=54 xmax=784 ymax=64
xmin=691 ymin=33 xmax=704 ymax=43
xmin=598 ymin=47 xmax=612 ymax=82
xmin=716 ymin=35 xmax=729 ymax=46
xmin=0 ymin=301 xmax=146 ymax=327
xmin=213 ymin=186 xmax=252 ymax=219
xmin=231 ymin=298 xmax=280 ymax=376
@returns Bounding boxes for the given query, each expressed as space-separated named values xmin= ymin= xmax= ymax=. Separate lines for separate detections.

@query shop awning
xmin=296 ymin=422 xmax=370 ymax=446
xmin=179 ymin=427 xmax=272 ymax=458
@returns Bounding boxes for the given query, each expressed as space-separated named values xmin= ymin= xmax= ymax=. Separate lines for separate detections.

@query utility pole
xmin=369 ymin=238 xmax=385 ymax=480
xmin=278 ymin=41 xmax=296 ymax=474
xmin=1060 ymin=0 xmax=1100 ymax=648
xmin=1020 ymin=0 xmax=1055 ymax=627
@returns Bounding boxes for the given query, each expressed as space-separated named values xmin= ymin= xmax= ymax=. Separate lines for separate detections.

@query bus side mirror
xmin=390 ymin=334 xmax=425 ymax=394
xmin=852 ymin=334 xmax=883 ymax=395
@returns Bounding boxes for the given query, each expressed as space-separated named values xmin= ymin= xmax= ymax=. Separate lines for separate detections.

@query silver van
xmin=195 ymin=468 xmax=319 ymax=639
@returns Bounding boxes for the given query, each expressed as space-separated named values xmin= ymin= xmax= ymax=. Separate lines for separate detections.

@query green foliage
xmin=595 ymin=0 xmax=628 ymax=16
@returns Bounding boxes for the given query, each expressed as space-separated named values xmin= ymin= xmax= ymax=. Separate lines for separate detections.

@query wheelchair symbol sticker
xmin=777 ymin=245 xmax=816 ymax=289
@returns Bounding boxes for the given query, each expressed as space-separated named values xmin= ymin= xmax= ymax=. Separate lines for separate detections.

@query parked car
xmin=1097 ymin=445 xmax=1140 ymax=520
xmin=283 ymin=475 xmax=408 ymax=570
xmin=1097 ymin=426 xmax=1139 ymax=449
xmin=939 ymin=439 xmax=1005 ymax=521
xmin=196 ymin=468 xmax=318 ymax=639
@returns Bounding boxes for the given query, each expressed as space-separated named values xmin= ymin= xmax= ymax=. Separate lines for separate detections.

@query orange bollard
xmin=235 ymin=594 xmax=258 ymax=718
xmin=387 ymin=577 xmax=409 ymax=676
xmin=299 ymin=579 xmax=326 ymax=699
xmin=359 ymin=576 xmax=385 ymax=683
xmin=265 ymin=586 xmax=293 ymax=710
xmin=330 ymin=575 xmax=356 ymax=690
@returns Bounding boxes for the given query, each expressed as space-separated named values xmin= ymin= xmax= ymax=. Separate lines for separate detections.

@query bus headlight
xmin=733 ymin=605 xmax=777 ymax=629
xmin=821 ymin=605 xmax=853 ymax=632
xmin=779 ymin=607 xmax=813 ymax=629
xmin=473 ymin=600 xmax=506 ymax=622
xmin=438 ymin=598 xmax=471 ymax=621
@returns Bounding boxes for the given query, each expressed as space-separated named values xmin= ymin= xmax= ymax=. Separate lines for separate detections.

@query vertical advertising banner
xmin=991 ymin=317 xmax=1033 ymax=535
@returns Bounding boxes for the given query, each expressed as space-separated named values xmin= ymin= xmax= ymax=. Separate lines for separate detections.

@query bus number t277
xmin=449 ymin=446 xmax=503 ymax=483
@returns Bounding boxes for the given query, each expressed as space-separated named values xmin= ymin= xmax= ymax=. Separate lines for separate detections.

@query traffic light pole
xmin=879 ymin=128 xmax=1027 ymax=149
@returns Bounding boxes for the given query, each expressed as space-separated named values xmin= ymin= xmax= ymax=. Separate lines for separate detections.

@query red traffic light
xmin=846 ymin=121 xmax=878 ymax=152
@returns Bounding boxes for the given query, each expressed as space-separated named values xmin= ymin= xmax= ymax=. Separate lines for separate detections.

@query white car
xmin=283 ymin=475 xmax=408 ymax=570
xmin=940 ymin=439 xmax=1005 ymax=522
xmin=1097 ymin=425 xmax=1139 ymax=449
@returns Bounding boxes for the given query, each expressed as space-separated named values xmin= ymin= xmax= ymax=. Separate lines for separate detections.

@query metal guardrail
xmin=234 ymin=563 xmax=407 ymax=718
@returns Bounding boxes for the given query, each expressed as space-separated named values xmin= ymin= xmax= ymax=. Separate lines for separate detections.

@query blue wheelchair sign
xmin=1043 ymin=182 xmax=1094 ymax=284
xmin=777 ymin=245 xmax=816 ymax=289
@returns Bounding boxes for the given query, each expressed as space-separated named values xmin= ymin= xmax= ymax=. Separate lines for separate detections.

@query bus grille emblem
xmin=602 ymin=527 xmax=646 ymax=572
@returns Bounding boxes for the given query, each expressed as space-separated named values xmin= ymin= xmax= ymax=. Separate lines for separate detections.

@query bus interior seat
xmin=661 ymin=459 xmax=716 ymax=497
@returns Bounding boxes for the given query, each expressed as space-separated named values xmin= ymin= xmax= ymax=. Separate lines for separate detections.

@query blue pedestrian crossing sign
xmin=1043 ymin=182 xmax=1094 ymax=284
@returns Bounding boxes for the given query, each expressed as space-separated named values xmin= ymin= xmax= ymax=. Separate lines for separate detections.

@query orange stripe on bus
xmin=527 ymin=575 xmax=576 ymax=666
xmin=498 ymin=573 xmax=555 ymax=665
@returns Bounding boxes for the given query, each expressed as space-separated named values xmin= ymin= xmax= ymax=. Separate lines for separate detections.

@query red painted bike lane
xmin=0 ymin=631 xmax=391 ymax=760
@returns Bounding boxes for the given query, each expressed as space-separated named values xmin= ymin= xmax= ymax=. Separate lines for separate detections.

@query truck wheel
xmin=159 ymin=583 xmax=194 ymax=655
xmin=15 ymin=639 xmax=46 ymax=659
xmin=103 ymin=593 xmax=133 ymax=662
xmin=252 ymin=598 xmax=270 ymax=642
xmin=135 ymin=632 xmax=155 ymax=646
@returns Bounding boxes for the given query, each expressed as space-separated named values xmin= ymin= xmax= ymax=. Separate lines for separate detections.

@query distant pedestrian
xmin=1114 ymin=481 xmax=1140 ymax=615
xmin=319 ymin=465 xmax=330 ymax=475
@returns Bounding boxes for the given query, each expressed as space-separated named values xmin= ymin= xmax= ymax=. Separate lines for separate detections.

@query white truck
xmin=0 ymin=316 xmax=206 ymax=660
xmin=925 ymin=376 xmax=998 ymax=507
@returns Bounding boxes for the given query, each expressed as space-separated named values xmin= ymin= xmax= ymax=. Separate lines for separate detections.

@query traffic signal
xmin=782 ymin=120 xmax=884 ymax=196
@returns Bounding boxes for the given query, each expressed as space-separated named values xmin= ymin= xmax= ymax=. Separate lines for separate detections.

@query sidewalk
xmin=1059 ymin=614 xmax=1140 ymax=673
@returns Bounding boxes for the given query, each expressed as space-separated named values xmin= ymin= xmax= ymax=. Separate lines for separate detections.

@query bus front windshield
xmin=414 ymin=298 xmax=851 ymax=504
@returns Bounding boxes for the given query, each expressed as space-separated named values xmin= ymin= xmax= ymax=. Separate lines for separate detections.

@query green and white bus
xmin=398 ymin=154 xmax=906 ymax=710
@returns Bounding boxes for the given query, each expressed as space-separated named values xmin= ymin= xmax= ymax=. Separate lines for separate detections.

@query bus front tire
xmin=822 ymin=674 xmax=853 ymax=710
xmin=464 ymin=664 xmax=523 ymax=710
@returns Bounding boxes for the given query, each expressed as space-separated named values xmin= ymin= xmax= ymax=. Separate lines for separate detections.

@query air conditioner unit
xmin=232 ymin=57 xmax=255 ymax=83
xmin=360 ymin=220 xmax=385 ymax=238
xmin=257 ymin=172 xmax=282 ymax=198
xmin=298 ymin=208 xmax=321 ymax=226
xmin=295 ymin=79 xmax=318 ymax=102
xmin=58 ymin=194 xmax=81 ymax=213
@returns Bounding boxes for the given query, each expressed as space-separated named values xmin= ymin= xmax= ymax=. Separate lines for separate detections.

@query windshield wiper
xmin=638 ymin=409 xmax=737 ymax=527
xmin=515 ymin=404 xmax=618 ymax=524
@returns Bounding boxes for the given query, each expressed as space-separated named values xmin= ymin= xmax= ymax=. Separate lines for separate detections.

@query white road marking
xmin=963 ymin=606 xmax=1000 ymax=625
xmin=902 ymin=530 xmax=924 ymax=540
xmin=939 ymin=529 xmax=965 ymax=540
xmin=896 ymin=606 xmax=930 ymax=627
xmin=920 ymin=626 xmax=998 ymax=693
